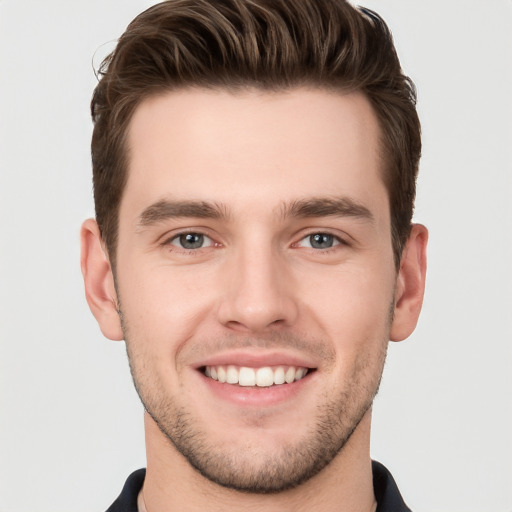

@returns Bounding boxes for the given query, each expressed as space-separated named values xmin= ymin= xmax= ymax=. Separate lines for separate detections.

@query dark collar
xmin=106 ymin=461 xmax=411 ymax=511
xmin=106 ymin=468 xmax=145 ymax=512
xmin=372 ymin=460 xmax=412 ymax=512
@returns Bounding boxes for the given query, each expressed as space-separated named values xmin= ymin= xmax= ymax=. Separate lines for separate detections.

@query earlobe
xmin=390 ymin=223 xmax=428 ymax=342
xmin=80 ymin=219 xmax=124 ymax=341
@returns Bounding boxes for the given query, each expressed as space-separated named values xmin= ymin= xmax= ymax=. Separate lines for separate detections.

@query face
xmin=102 ymin=88 xmax=408 ymax=492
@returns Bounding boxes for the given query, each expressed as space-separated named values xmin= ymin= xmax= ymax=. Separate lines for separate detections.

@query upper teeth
xmin=204 ymin=365 xmax=308 ymax=387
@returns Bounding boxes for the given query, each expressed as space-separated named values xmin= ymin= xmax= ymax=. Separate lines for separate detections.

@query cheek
xmin=117 ymin=263 xmax=218 ymax=348
xmin=299 ymin=265 xmax=395 ymax=355
xmin=304 ymin=263 xmax=394 ymax=317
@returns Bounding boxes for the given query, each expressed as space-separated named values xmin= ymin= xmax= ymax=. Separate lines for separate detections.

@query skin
xmin=81 ymin=88 xmax=427 ymax=512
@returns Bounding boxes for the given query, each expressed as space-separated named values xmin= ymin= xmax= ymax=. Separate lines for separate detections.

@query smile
xmin=203 ymin=365 xmax=310 ymax=387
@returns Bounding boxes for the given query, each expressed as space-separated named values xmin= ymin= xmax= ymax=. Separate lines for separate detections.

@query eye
xmin=170 ymin=232 xmax=213 ymax=250
xmin=298 ymin=233 xmax=341 ymax=249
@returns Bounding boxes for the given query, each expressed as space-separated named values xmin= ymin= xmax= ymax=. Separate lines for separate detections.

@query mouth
xmin=202 ymin=365 xmax=313 ymax=387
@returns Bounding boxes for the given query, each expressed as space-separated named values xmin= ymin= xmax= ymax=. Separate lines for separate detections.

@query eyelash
xmin=293 ymin=231 xmax=349 ymax=253
xmin=161 ymin=230 xmax=349 ymax=254
xmin=160 ymin=230 xmax=219 ymax=253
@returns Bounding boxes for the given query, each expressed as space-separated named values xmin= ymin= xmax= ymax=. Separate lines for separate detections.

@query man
xmin=80 ymin=0 xmax=427 ymax=510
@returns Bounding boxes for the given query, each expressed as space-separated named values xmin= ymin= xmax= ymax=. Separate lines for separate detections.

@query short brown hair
xmin=91 ymin=0 xmax=421 ymax=268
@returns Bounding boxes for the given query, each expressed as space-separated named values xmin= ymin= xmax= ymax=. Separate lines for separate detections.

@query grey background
xmin=0 ymin=1 xmax=511 ymax=510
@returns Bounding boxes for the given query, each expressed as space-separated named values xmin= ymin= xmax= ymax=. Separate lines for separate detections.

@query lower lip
xmin=199 ymin=371 xmax=314 ymax=407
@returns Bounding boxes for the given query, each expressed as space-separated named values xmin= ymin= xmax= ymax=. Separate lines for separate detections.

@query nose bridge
xmin=218 ymin=234 xmax=298 ymax=332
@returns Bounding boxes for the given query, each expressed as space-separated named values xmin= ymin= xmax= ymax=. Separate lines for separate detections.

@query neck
xmin=141 ymin=411 xmax=377 ymax=512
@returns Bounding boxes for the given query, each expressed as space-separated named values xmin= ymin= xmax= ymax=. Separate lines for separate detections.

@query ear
xmin=80 ymin=219 xmax=124 ymax=341
xmin=390 ymin=223 xmax=428 ymax=342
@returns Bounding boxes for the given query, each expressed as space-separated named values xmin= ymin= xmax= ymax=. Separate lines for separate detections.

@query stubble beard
xmin=123 ymin=327 xmax=389 ymax=494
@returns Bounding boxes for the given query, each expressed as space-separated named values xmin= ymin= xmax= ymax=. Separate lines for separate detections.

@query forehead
xmin=122 ymin=87 xmax=387 ymax=223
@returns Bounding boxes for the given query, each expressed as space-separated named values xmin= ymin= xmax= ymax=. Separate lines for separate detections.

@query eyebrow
xmin=137 ymin=195 xmax=374 ymax=229
xmin=278 ymin=197 xmax=374 ymax=222
xmin=138 ymin=200 xmax=229 ymax=227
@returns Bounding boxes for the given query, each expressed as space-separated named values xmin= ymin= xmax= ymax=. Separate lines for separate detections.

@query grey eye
xmin=175 ymin=233 xmax=206 ymax=249
xmin=309 ymin=233 xmax=336 ymax=249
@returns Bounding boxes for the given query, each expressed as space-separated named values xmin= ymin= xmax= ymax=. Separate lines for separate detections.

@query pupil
xmin=310 ymin=233 xmax=333 ymax=249
xmin=180 ymin=233 xmax=203 ymax=249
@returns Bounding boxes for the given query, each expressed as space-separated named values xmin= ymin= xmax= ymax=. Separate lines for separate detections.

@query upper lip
xmin=193 ymin=350 xmax=318 ymax=370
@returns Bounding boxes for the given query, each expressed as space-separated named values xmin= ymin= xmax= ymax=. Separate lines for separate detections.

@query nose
xmin=217 ymin=243 xmax=299 ymax=333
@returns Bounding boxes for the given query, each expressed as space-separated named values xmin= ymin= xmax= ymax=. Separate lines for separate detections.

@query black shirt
xmin=106 ymin=460 xmax=412 ymax=511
